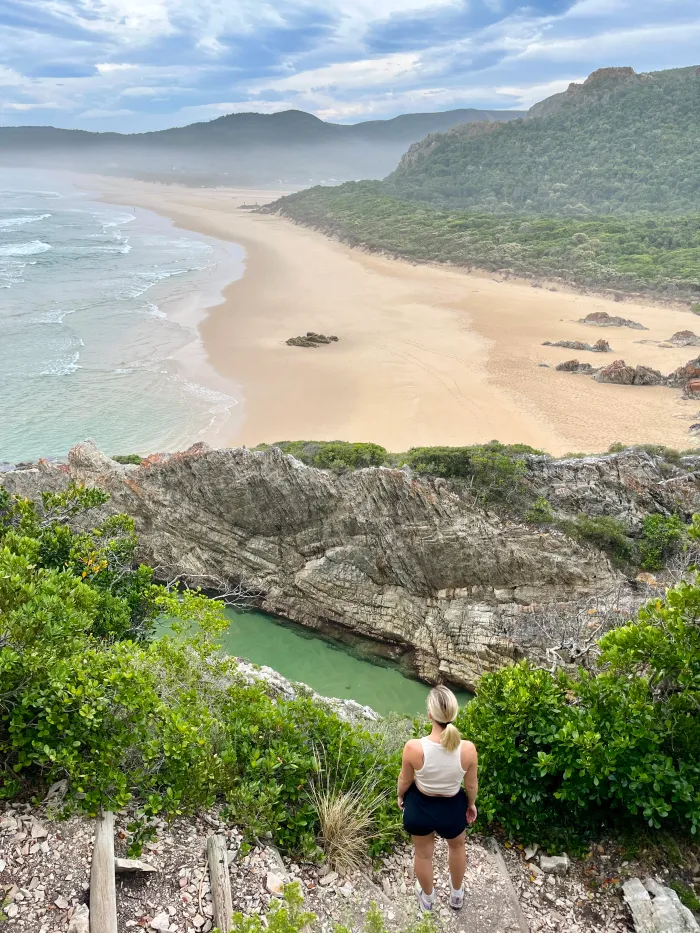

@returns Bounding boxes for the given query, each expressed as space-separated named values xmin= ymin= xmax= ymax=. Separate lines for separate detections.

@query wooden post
xmin=206 ymin=834 xmax=233 ymax=933
xmin=90 ymin=811 xmax=118 ymax=933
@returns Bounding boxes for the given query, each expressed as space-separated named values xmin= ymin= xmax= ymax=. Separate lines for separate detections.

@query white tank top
xmin=414 ymin=737 xmax=465 ymax=796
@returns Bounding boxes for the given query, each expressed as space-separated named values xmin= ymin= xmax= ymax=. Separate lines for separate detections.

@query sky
xmin=0 ymin=0 xmax=698 ymax=132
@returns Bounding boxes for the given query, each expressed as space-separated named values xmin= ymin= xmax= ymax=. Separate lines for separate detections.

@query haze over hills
xmin=385 ymin=66 xmax=700 ymax=215
xmin=0 ymin=107 xmax=523 ymax=187
xmin=268 ymin=66 xmax=700 ymax=300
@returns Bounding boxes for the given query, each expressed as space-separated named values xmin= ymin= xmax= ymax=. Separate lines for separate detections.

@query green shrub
xmin=524 ymin=496 xmax=554 ymax=524
xmin=560 ymin=514 xmax=634 ymax=565
xmin=638 ymin=514 xmax=685 ymax=570
xmin=224 ymin=884 xmax=315 ymax=933
xmin=691 ymin=303 xmax=700 ymax=315
xmin=402 ymin=441 xmax=541 ymax=505
xmin=263 ymin=440 xmax=388 ymax=471
xmin=112 ymin=454 xmax=144 ymax=465
xmin=461 ymin=578 xmax=700 ymax=843
xmin=313 ymin=442 xmax=388 ymax=470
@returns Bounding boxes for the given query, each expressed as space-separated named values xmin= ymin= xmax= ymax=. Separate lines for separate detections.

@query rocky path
xmin=0 ymin=800 xmax=655 ymax=933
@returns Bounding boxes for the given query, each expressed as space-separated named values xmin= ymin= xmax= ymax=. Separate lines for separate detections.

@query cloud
xmin=0 ymin=0 xmax=697 ymax=131
xmin=0 ymin=65 xmax=24 ymax=85
xmin=253 ymin=53 xmax=423 ymax=93
xmin=96 ymin=63 xmax=140 ymax=73
xmin=79 ymin=107 xmax=136 ymax=118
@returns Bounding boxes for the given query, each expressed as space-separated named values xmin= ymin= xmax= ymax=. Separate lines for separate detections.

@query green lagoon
xmin=220 ymin=607 xmax=472 ymax=717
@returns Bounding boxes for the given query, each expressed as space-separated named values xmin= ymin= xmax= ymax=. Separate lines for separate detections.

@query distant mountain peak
xmin=528 ymin=66 xmax=642 ymax=119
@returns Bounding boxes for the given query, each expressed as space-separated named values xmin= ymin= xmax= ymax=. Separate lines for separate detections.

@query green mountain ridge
xmin=0 ymin=107 xmax=523 ymax=186
xmin=385 ymin=66 xmax=700 ymax=216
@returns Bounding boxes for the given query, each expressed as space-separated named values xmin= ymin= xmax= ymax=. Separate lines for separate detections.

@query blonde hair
xmin=427 ymin=685 xmax=461 ymax=752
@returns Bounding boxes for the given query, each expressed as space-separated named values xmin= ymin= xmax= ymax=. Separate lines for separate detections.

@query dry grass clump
xmin=310 ymin=747 xmax=391 ymax=876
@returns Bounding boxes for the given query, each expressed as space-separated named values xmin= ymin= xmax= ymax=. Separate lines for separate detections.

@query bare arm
xmin=462 ymin=742 xmax=478 ymax=804
xmin=461 ymin=741 xmax=479 ymax=823
xmin=397 ymin=740 xmax=421 ymax=808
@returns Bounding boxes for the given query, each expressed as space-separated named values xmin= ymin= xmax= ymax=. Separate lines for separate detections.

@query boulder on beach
xmin=683 ymin=380 xmax=700 ymax=400
xmin=633 ymin=365 xmax=666 ymax=386
xmin=667 ymin=356 xmax=700 ymax=388
xmin=594 ymin=359 xmax=636 ymax=384
xmin=555 ymin=359 xmax=596 ymax=373
xmin=543 ymin=338 xmax=611 ymax=352
xmin=594 ymin=360 xmax=664 ymax=386
xmin=286 ymin=331 xmax=339 ymax=348
xmin=579 ymin=311 xmax=647 ymax=330
xmin=668 ymin=330 xmax=700 ymax=347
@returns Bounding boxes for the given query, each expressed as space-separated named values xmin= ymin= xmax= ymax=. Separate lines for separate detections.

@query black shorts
xmin=402 ymin=784 xmax=467 ymax=839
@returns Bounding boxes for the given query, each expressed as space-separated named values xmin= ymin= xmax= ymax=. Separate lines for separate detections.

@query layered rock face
xmin=3 ymin=443 xmax=699 ymax=690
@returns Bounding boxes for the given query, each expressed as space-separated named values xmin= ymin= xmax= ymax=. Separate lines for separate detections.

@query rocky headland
xmin=3 ymin=440 xmax=699 ymax=691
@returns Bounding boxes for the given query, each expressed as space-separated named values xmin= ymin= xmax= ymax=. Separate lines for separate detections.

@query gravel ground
xmin=2 ymin=799 xmax=697 ymax=933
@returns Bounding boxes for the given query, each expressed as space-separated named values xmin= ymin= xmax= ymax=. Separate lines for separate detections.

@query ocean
xmin=0 ymin=170 xmax=244 ymax=464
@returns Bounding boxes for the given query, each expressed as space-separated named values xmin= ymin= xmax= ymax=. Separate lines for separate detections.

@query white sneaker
xmin=449 ymin=886 xmax=465 ymax=910
xmin=415 ymin=880 xmax=435 ymax=913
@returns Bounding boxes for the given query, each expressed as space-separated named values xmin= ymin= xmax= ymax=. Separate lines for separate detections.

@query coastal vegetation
xmin=1 ymin=475 xmax=698 ymax=856
xmin=268 ymin=182 xmax=700 ymax=300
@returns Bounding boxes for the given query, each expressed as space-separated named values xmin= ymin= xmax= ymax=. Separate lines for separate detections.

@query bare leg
xmin=412 ymin=833 xmax=436 ymax=896
xmin=447 ymin=832 xmax=467 ymax=890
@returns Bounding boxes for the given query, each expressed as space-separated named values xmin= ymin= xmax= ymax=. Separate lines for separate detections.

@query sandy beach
xmin=93 ymin=176 xmax=697 ymax=456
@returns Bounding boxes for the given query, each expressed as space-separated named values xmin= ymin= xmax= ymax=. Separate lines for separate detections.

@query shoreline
xmin=90 ymin=175 xmax=699 ymax=456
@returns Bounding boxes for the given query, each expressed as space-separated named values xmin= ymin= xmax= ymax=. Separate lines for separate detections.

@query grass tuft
xmin=310 ymin=746 xmax=392 ymax=875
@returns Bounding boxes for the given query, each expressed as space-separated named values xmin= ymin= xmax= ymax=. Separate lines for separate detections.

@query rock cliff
xmin=3 ymin=442 xmax=699 ymax=690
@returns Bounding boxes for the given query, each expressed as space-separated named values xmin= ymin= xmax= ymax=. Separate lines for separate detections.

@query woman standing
xmin=397 ymin=685 xmax=478 ymax=913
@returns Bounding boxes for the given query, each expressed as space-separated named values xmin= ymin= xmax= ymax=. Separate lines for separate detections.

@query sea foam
xmin=0 ymin=213 xmax=51 ymax=229
xmin=0 ymin=240 xmax=52 ymax=257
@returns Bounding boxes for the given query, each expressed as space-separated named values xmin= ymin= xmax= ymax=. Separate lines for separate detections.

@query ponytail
xmin=427 ymin=685 xmax=461 ymax=751
xmin=440 ymin=722 xmax=462 ymax=753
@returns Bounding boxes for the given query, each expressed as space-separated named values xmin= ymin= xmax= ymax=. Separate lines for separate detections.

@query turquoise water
xmin=0 ymin=169 xmax=244 ymax=463
xmin=220 ymin=607 xmax=472 ymax=717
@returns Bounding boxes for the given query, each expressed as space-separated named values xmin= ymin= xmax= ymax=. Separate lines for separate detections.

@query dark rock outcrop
xmin=668 ymin=330 xmax=700 ymax=347
xmin=580 ymin=311 xmax=647 ymax=330
xmin=286 ymin=332 xmax=339 ymax=348
xmin=594 ymin=360 xmax=664 ymax=386
xmin=594 ymin=360 xmax=636 ymax=384
xmin=544 ymin=339 xmax=611 ymax=352
xmin=668 ymin=356 xmax=700 ymax=388
xmin=556 ymin=359 xmax=597 ymax=373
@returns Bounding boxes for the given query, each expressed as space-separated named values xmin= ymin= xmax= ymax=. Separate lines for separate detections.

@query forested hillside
xmin=385 ymin=67 xmax=699 ymax=216
xmin=267 ymin=181 xmax=700 ymax=299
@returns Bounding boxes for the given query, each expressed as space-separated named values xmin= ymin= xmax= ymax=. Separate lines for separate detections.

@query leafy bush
xmin=401 ymin=441 xmax=541 ymax=506
xmin=260 ymin=441 xmax=388 ymax=471
xmin=638 ymin=514 xmax=685 ymax=570
xmin=460 ymin=578 xmax=700 ymax=843
xmin=112 ymin=454 xmax=144 ymax=465
xmin=524 ymin=496 xmax=555 ymax=524
xmin=560 ymin=514 xmax=634 ymax=566
xmin=224 ymin=884 xmax=315 ymax=933
xmin=313 ymin=442 xmax=388 ymax=470
xmin=691 ymin=303 xmax=700 ymax=315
